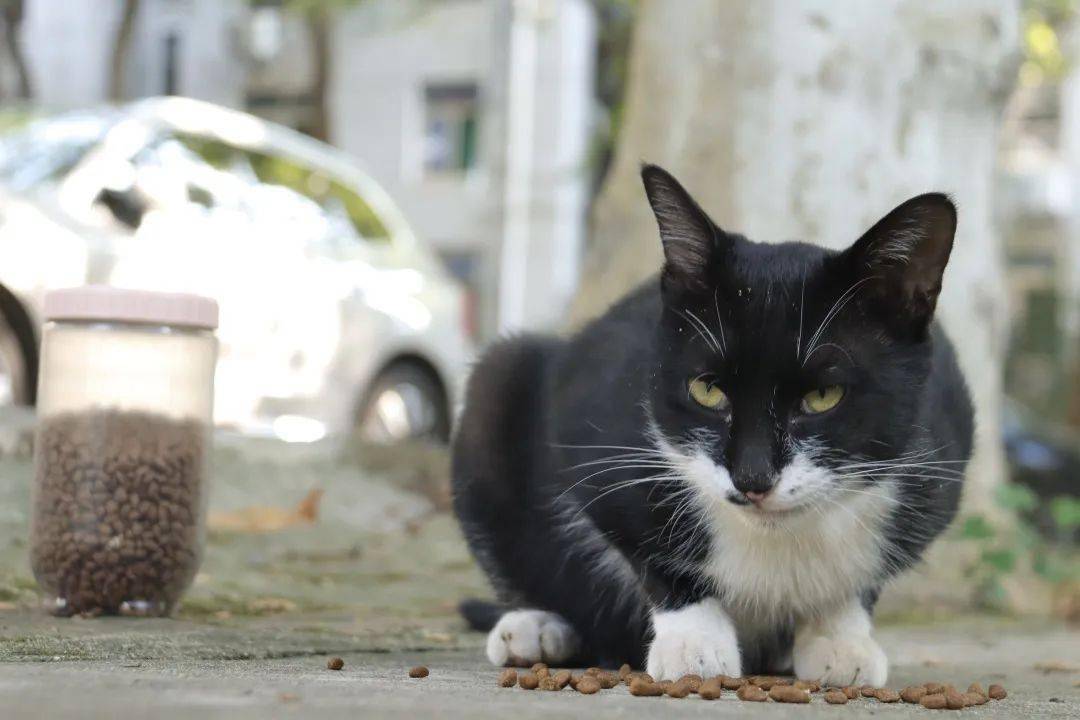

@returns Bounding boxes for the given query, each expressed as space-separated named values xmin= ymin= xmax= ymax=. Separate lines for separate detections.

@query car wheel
xmin=0 ymin=313 xmax=30 ymax=406
xmin=356 ymin=362 xmax=449 ymax=443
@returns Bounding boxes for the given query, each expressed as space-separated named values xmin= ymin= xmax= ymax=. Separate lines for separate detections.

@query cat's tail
xmin=458 ymin=598 xmax=505 ymax=632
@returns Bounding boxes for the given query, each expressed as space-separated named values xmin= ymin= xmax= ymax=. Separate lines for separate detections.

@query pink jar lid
xmin=43 ymin=286 xmax=219 ymax=330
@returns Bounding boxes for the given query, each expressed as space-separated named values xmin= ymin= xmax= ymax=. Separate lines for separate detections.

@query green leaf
xmin=995 ymin=483 xmax=1039 ymax=512
xmin=1013 ymin=521 xmax=1042 ymax=551
xmin=980 ymin=548 xmax=1017 ymax=573
xmin=960 ymin=515 xmax=995 ymax=540
xmin=1032 ymin=553 xmax=1068 ymax=582
xmin=1049 ymin=496 xmax=1080 ymax=530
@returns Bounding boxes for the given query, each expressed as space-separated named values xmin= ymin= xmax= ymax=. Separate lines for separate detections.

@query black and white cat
xmin=451 ymin=164 xmax=974 ymax=685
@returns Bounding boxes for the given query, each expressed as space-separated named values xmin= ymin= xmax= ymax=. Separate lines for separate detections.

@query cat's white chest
xmin=701 ymin=490 xmax=893 ymax=623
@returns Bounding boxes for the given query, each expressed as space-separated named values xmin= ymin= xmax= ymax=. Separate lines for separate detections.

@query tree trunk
xmin=108 ymin=0 xmax=140 ymax=102
xmin=574 ymin=0 xmax=1019 ymax=518
xmin=1 ymin=0 xmax=31 ymax=100
xmin=307 ymin=10 xmax=332 ymax=142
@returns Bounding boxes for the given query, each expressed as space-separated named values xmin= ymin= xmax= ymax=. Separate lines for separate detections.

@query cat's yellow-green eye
xmin=689 ymin=377 xmax=729 ymax=411
xmin=802 ymin=385 xmax=845 ymax=414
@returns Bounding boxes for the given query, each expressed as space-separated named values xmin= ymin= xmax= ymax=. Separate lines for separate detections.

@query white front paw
xmin=794 ymin=633 xmax=888 ymax=687
xmin=485 ymin=610 xmax=580 ymax=667
xmin=646 ymin=599 xmax=741 ymax=681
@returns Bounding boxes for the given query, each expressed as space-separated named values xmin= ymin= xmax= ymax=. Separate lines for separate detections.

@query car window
xmin=0 ymin=116 xmax=107 ymax=191
xmin=174 ymin=133 xmax=390 ymax=243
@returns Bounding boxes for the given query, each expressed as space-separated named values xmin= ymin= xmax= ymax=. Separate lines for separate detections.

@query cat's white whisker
xmin=802 ymin=276 xmax=877 ymax=364
xmin=713 ymin=286 xmax=728 ymax=357
xmin=675 ymin=307 xmax=723 ymax=356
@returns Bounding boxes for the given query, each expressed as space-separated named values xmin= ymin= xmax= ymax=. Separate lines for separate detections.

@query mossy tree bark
xmin=573 ymin=0 xmax=1020 ymax=513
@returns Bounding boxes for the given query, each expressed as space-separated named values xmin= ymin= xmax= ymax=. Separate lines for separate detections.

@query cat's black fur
xmin=452 ymin=165 xmax=974 ymax=670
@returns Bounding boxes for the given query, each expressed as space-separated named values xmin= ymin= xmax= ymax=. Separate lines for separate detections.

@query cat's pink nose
xmin=743 ymin=490 xmax=769 ymax=505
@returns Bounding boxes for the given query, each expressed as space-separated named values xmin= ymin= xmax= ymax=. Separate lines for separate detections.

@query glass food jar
xmin=30 ymin=287 xmax=218 ymax=617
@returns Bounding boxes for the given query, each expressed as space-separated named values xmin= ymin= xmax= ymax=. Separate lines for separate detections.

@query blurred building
xmin=998 ymin=44 xmax=1080 ymax=431
xmin=16 ymin=0 xmax=597 ymax=337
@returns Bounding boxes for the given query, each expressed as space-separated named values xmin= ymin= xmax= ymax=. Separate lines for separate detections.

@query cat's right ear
xmin=641 ymin=164 xmax=726 ymax=295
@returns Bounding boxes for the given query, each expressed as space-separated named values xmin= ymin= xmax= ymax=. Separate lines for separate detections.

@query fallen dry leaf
xmin=247 ymin=597 xmax=298 ymax=615
xmin=1034 ymin=661 xmax=1079 ymax=674
xmin=209 ymin=488 xmax=323 ymax=533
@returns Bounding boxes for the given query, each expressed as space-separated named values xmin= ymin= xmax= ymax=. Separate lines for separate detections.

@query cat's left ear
xmin=845 ymin=193 xmax=957 ymax=339
xmin=641 ymin=164 xmax=729 ymax=295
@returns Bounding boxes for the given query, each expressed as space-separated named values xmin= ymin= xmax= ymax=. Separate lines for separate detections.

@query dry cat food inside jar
xmin=30 ymin=287 xmax=218 ymax=617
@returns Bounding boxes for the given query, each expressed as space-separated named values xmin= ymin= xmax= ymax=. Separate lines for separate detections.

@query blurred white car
xmin=0 ymin=97 xmax=472 ymax=443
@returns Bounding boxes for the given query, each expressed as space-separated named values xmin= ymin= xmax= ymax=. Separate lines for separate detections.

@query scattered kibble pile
xmin=30 ymin=410 xmax=207 ymax=617
xmin=321 ymin=656 xmax=1013 ymax=710
xmin=490 ymin=663 xmax=1008 ymax=709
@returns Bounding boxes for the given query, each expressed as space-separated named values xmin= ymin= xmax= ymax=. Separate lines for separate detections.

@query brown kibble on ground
xmin=901 ymin=685 xmax=928 ymax=703
xmin=945 ymin=689 xmax=966 ymax=709
xmin=618 ymin=664 xmax=632 ymax=680
xmin=698 ymin=679 xmax=722 ymax=700
xmin=794 ymin=680 xmax=820 ymax=692
xmin=326 ymin=657 xmax=344 ymax=671
xmin=875 ymin=688 xmax=901 ymax=703
xmin=498 ymin=669 xmax=518 ymax=688
xmin=584 ymin=666 xmax=602 ymax=676
xmin=964 ymin=692 xmax=988 ymax=706
xmin=532 ymin=663 xmax=549 ymax=678
xmin=538 ymin=676 xmax=560 ymax=691
xmin=770 ymin=685 xmax=811 ymax=704
xmin=967 ymin=682 xmax=985 ymax=696
xmin=576 ymin=676 xmax=601 ymax=695
xmin=988 ymin=684 xmax=1007 ymax=700
xmin=679 ymin=674 xmax=703 ymax=693
xmin=665 ymin=682 xmax=691 ymax=699
xmin=519 ymin=673 xmax=539 ymax=690
xmin=751 ymin=676 xmax=782 ymax=689
xmin=626 ymin=671 xmax=654 ymax=686
xmin=841 ymin=686 xmax=860 ymax=699
xmin=861 ymin=685 xmax=878 ymax=697
xmin=925 ymin=682 xmax=947 ymax=694
xmin=721 ymin=676 xmax=747 ymax=690
xmin=824 ymin=690 xmax=848 ymax=704
xmin=629 ymin=678 xmax=664 ymax=697
xmin=408 ymin=666 xmax=429 ymax=678
xmin=597 ymin=672 xmax=619 ymax=689
xmin=921 ymin=693 xmax=947 ymax=709
xmin=553 ymin=670 xmax=571 ymax=689
xmin=737 ymin=684 xmax=768 ymax=702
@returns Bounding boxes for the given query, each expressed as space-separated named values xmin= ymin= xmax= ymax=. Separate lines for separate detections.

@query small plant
xmin=958 ymin=482 xmax=1080 ymax=612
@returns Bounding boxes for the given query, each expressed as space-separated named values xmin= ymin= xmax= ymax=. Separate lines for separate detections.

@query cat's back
xmin=452 ymin=279 xmax=661 ymax=503
xmin=554 ymin=279 xmax=661 ymax=382
xmin=924 ymin=322 xmax=975 ymax=459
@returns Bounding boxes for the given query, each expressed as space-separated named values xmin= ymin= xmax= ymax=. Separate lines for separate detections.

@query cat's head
xmin=640 ymin=164 xmax=957 ymax=518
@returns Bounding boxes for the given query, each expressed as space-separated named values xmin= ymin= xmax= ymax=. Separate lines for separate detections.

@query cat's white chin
xmin=740 ymin=502 xmax=813 ymax=519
